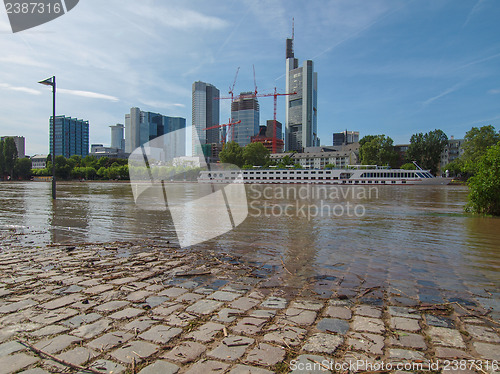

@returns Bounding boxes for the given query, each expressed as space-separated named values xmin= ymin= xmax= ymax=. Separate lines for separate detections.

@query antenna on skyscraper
xmin=292 ymin=17 xmax=294 ymax=40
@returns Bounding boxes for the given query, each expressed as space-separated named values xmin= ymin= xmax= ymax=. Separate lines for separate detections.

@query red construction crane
xmin=252 ymin=88 xmax=297 ymax=153
xmin=205 ymin=119 xmax=241 ymax=145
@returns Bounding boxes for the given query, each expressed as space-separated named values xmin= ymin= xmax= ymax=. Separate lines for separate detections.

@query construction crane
xmin=228 ymin=67 xmax=240 ymax=103
xmin=205 ymin=119 xmax=241 ymax=145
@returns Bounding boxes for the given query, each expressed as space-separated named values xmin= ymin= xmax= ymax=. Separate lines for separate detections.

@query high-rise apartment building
xmin=192 ymin=81 xmax=220 ymax=155
xmin=125 ymin=107 xmax=186 ymax=160
xmin=230 ymin=92 xmax=260 ymax=147
xmin=285 ymin=34 xmax=318 ymax=151
xmin=110 ymin=124 xmax=125 ymax=151
xmin=0 ymin=136 xmax=25 ymax=158
xmin=49 ymin=116 xmax=89 ymax=158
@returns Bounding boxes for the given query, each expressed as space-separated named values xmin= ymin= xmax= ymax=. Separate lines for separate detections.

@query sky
xmin=0 ymin=0 xmax=499 ymax=156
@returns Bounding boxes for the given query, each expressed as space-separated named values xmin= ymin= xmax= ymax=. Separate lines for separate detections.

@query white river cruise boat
xmin=198 ymin=165 xmax=451 ymax=185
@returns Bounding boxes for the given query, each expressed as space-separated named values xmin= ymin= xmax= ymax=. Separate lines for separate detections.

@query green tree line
xmin=32 ymin=155 xmax=130 ymax=180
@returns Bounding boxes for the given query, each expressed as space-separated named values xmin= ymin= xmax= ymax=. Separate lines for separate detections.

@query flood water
xmin=1 ymin=181 xmax=499 ymax=315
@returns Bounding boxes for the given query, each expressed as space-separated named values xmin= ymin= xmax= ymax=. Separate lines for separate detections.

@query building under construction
xmin=250 ymin=120 xmax=284 ymax=153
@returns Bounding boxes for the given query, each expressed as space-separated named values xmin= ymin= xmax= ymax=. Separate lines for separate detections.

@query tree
xmin=444 ymin=158 xmax=465 ymax=178
xmin=465 ymin=142 xmax=500 ymax=216
xmin=243 ymin=142 xmax=270 ymax=166
xmin=462 ymin=125 xmax=500 ymax=173
xmin=2 ymin=137 xmax=18 ymax=178
xmin=54 ymin=155 xmax=71 ymax=179
xmin=406 ymin=129 xmax=448 ymax=174
xmin=400 ymin=163 xmax=417 ymax=170
xmin=14 ymin=158 xmax=32 ymax=180
xmin=219 ymin=141 xmax=244 ymax=167
xmin=359 ymin=135 xmax=398 ymax=167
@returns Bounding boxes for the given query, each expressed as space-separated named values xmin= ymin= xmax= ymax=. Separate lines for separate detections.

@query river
xmin=0 ymin=181 xmax=499 ymax=316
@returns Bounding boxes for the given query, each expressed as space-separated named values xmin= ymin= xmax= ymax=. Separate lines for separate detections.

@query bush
xmin=465 ymin=142 xmax=500 ymax=216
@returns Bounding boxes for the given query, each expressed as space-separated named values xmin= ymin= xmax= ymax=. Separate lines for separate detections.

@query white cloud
xmin=58 ymin=88 xmax=119 ymax=102
xmin=487 ymin=88 xmax=500 ymax=95
xmin=0 ymin=83 xmax=41 ymax=95
xmin=422 ymin=83 xmax=463 ymax=107
xmin=139 ymin=100 xmax=186 ymax=109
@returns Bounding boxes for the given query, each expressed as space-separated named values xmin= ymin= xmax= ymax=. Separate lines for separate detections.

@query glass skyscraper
xmin=125 ymin=107 xmax=186 ymax=159
xmin=285 ymin=36 xmax=318 ymax=151
xmin=49 ymin=115 xmax=89 ymax=158
xmin=230 ymin=92 xmax=260 ymax=147
xmin=192 ymin=81 xmax=220 ymax=155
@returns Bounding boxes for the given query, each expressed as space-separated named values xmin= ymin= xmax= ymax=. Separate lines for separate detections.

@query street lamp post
xmin=38 ymin=76 xmax=56 ymax=199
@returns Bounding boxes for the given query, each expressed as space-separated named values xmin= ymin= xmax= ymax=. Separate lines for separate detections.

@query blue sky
xmin=0 ymin=0 xmax=499 ymax=155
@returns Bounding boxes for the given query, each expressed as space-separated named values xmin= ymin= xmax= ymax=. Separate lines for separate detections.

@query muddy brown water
xmin=1 ymin=181 xmax=499 ymax=315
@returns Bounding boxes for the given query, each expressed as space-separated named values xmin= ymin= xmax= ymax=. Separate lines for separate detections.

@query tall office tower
xmin=125 ymin=107 xmax=186 ymax=159
xmin=49 ymin=116 xmax=89 ymax=158
xmin=192 ymin=81 xmax=220 ymax=155
xmin=285 ymin=33 xmax=318 ymax=151
xmin=0 ymin=136 xmax=25 ymax=158
xmin=230 ymin=93 xmax=260 ymax=147
xmin=333 ymin=131 xmax=360 ymax=146
xmin=110 ymin=124 xmax=125 ymax=151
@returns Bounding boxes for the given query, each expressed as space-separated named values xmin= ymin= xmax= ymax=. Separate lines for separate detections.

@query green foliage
xmin=324 ymin=163 xmax=335 ymax=169
xmin=55 ymin=155 xmax=71 ymax=179
xmin=293 ymin=163 xmax=303 ymax=169
xmin=243 ymin=142 xmax=270 ymax=166
xmin=444 ymin=158 xmax=465 ymax=177
xmin=359 ymin=135 xmax=398 ymax=167
xmin=219 ymin=141 xmax=244 ymax=167
xmin=2 ymin=137 xmax=18 ymax=178
xmin=465 ymin=142 xmax=500 ymax=216
xmin=406 ymin=129 xmax=448 ymax=174
xmin=462 ymin=125 xmax=500 ymax=173
xmin=400 ymin=162 xmax=417 ymax=170
xmin=14 ymin=158 xmax=32 ymax=180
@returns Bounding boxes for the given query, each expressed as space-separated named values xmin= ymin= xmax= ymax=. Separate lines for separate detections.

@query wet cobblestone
xmin=0 ymin=239 xmax=498 ymax=373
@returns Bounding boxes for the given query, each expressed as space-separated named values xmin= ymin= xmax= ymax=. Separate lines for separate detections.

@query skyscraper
xmin=192 ymin=81 xmax=220 ymax=155
xmin=49 ymin=116 xmax=89 ymax=158
xmin=230 ymin=92 xmax=260 ymax=147
xmin=285 ymin=33 xmax=318 ymax=151
xmin=110 ymin=124 xmax=125 ymax=151
xmin=125 ymin=107 xmax=186 ymax=160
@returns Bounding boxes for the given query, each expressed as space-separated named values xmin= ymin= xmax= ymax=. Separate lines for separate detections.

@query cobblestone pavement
xmin=0 ymin=235 xmax=499 ymax=373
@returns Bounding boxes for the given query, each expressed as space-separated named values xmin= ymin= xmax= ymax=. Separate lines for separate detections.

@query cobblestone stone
xmin=186 ymin=321 xmax=224 ymax=342
xmin=207 ymin=336 xmax=254 ymax=361
xmin=110 ymin=340 xmax=159 ymax=364
xmin=230 ymin=297 xmax=260 ymax=311
xmin=351 ymin=316 xmax=385 ymax=334
xmin=0 ymin=353 xmax=39 ymax=373
xmin=33 ymin=334 xmax=81 ymax=354
xmin=325 ymin=306 xmax=352 ymax=320
xmin=290 ymin=300 xmax=324 ymax=311
xmin=348 ymin=332 xmax=384 ymax=355
xmin=260 ymin=296 xmax=287 ymax=309
xmin=389 ymin=348 xmax=425 ymax=361
xmin=162 ymin=341 xmax=206 ymax=363
xmin=303 ymin=333 xmax=343 ymax=354
xmin=355 ymin=305 xmax=382 ymax=318
xmin=229 ymin=364 xmax=274 ymax=374
xmin=139 ymin=325 xmax=182 ymax=344
xmin=317 ymin=318 xmax=349 ymax=334
xmin=389 ymin=331 xmax=427 ymax=349
xmin=186 ymin=299 xmax=223 ymax=315
xmin=87 ymin=331 xmax=133 ymax=351
xmin=209 ymin=291 xmax=241 ymax=302
xmin=428 ymin=326 xmax=466 ymax=349
xmin=184 ymin=359 xmax=229 ymax=374
xmin=263 ymin=325 xmax=306 ymax=346
xmin=388 ymin=306 xmax=421 ymax=319
xmin=472 ymin=341 xmax=500 ymax=360
xmin=87 ymin=359 xmax=125 ymax=373
xmin=71 ymin=318 xmax=112 ymax=339
xmin=138 ymin=360 xmax=179 ymax=374
xmin=232 ymin=317 xmax=267 ymax=335
xmin=389 ymin=316 xmax=421 ymax=332
xmin=465 ymin=324 xmax=500 ymax=343
xmin=245 ymin=342 xmax=285 ymax=366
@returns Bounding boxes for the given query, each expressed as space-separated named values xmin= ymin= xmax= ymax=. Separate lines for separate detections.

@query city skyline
xmin=1 ymin=0 xmax=500 ymax=155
